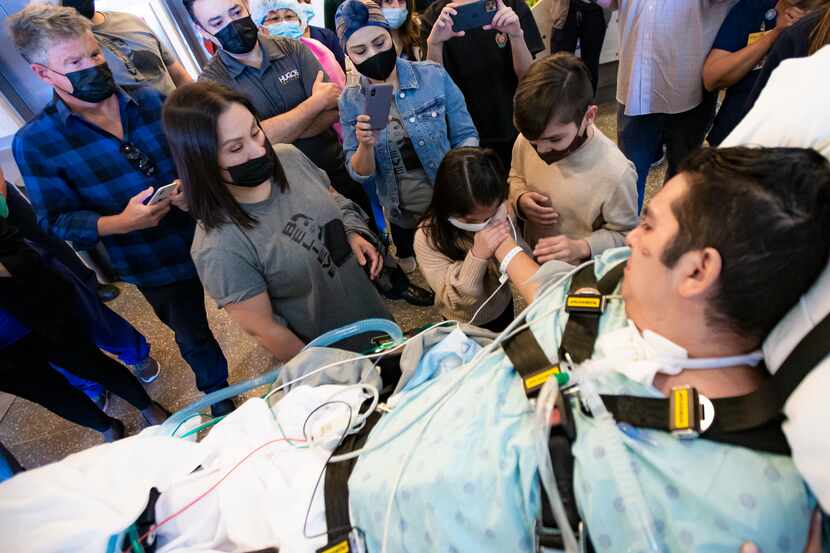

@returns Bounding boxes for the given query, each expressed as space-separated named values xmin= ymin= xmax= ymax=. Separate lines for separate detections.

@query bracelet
xmin=499 ymin=246 xmax=524 ymax=275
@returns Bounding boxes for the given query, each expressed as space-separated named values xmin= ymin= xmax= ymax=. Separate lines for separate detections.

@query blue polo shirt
xmin=708 ymin=0 xmax=777 ymax=146
xmin=0 ymin=309 xmax=29 ymax=350
xmin=12 ymin=87 xmax=197 ymax=288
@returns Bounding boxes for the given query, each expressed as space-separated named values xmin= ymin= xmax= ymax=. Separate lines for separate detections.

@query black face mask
xmin=62 ymin=0 xmax=95 ymax=19
xmin=213 ymin=16 xmax=260 ymax=55
xmin=533 ymin=128 xmax=588 ymax=165
xmin=226 ymin=149 xmax=275 ymax=188
xmin=354 ymin=46 xmax=397 ymax=81
xmin=57 ymin=63 xmax=116 ymax=104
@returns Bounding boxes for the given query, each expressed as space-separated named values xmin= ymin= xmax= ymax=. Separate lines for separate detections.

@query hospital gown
xmin=348 ymin=247 xmax=814 ymax=552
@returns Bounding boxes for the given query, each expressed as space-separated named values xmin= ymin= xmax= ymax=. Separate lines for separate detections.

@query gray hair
xmin=7 ymin=4 xmax=93 ymax=65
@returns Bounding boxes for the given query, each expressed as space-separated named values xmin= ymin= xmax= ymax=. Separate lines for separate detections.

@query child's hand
xmin=471 ymin=219 xmax=511 ymax=259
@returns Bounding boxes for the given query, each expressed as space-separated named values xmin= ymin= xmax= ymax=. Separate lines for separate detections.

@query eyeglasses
xmin=120 ymin=142 xmax=157 ymax=177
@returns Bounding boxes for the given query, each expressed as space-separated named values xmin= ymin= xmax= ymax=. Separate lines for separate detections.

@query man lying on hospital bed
xmin=345 ymin=146 xmax=830 ymax=552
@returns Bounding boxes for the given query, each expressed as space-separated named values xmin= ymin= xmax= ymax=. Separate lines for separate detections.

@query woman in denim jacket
xmin=336 ymin=0 xmax=479 ymax=273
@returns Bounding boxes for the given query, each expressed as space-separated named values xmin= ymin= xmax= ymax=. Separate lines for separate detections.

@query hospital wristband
xmin=499 ymin=246 xmax=524 ymax=275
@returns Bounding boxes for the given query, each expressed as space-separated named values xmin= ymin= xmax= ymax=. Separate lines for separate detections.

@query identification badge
xmin=495 ymin=32 xmax=508 ymax=48
xmin=523 ymin=364 xmax=560 ymax=395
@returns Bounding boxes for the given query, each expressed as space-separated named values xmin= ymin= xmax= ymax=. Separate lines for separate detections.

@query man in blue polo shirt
xmin=703 ymin=0 xmax=805 ymax=145
xmin=8 ymin=4 xmax=233 ymax=416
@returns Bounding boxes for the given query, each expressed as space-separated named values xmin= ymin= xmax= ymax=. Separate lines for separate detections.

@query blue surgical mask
xmin=267 ymin=21 xmax=304 ymax=40
xmin=301 ymin=3 xmax=316 ymax=23
xmin=382 ymin=7 xmax=408 ymax=29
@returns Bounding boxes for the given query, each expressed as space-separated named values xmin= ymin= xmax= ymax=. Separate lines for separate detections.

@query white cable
xmin=263 ymin=320 xmax=458 ymax=402
xmin=467 ymin=279 xmax=508 ymax=326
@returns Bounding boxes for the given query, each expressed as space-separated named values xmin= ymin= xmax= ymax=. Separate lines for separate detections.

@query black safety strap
xmin=559 ymin=262 xmax=625 ymax=364
xmin=599 ymin=311 xmax=830 ymax=455
xmin=323 ymin=411 xmax=383 ymax=543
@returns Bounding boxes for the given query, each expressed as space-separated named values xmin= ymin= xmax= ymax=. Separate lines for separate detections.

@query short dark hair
xmin=419 ymin=147 xmax=508 ymax=261
xmin=183 ymin=0 xmax=197 ymax=22
xmin=162 ymin=81 xmax=288 ymax=232
xmin=662 ymin=146 xmax=830 ymax=342
xmin=513 ymin=53 xmax=593 ymax=140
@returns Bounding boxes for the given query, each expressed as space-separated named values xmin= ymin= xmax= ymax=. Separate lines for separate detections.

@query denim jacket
xmin=339 ymin=58 xmax=479 ymax=222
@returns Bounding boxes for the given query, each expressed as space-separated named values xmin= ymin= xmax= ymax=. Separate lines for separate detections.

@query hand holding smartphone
xmin=144 ymin=182 xmax=179 ymax=206
xmin=363 ymin=83 xmax=394 ymax=130
xmin=451 ymin=0 xmax=498 ymax=33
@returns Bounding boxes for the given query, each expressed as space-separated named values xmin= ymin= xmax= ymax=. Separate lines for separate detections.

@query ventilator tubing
xmin=304 ymin=318 xmax=403 ymax=350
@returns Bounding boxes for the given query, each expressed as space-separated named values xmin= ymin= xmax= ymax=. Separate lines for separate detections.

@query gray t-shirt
xmin=191 ymin=144 xmax=392 ymax=353
xmin=387 ymin=103 xmax=433 ymax=229
xmin=199 ymin=36 xmax=344 ymax=174
xmin=94 ymin=11 xmax=177 ymax=96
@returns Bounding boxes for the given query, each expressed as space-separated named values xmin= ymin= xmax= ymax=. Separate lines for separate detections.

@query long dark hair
xmin=399 ymin=0 xmax=423 ymax=60
xmin=419 ymin=147 xmax=508 ymax=261
xmin=162 ymin=81 xmax=288 ymax=232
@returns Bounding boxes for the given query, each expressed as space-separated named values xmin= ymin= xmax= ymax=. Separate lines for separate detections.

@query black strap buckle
xmin=669 ymin=385 xmax=715 ymax=439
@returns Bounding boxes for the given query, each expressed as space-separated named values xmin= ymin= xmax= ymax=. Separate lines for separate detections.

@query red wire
xmin=123 ymin=436 xmax=307 ymax=553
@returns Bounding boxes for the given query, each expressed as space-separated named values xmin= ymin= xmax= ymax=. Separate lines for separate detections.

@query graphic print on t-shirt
xmin=282 ymin=213 xmax=351 ymax=278
xmin=388 ymin=111 xmax=424 ymax=177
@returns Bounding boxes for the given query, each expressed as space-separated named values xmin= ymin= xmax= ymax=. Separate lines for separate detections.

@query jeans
xmin=0 ymin=332 xmax=152 ymax=432
xmin=138 ymin=278 xmax=229 ymax=394
xmin=616 ymin=92 xmax=718 ymax=211
xmin=551 ymin=0 xmax=608 ymax=93
xmin=6 ymin=184 xmax=151 ymax=397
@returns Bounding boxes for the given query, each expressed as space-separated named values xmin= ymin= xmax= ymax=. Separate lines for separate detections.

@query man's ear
xmin=676 ymin=246 xmax=722 ymax=300
xmin=30 ymin=63 xmax=56 ymax=87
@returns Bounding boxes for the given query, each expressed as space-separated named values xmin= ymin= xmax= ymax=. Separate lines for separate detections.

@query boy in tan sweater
xmin=509 ymin=53 xmax=638 ymax=265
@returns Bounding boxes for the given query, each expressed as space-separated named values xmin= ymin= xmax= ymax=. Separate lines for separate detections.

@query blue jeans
xmin=616 ymin=92 xmax=717 ymax=212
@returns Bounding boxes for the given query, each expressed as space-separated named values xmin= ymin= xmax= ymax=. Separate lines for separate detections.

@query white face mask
xmin=584 ymin=320 xmax=764 ymax=387
xmin=448 ymin=202 xmax=507 ymax=232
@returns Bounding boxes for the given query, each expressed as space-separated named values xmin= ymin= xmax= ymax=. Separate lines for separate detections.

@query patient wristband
xmin=499 ymin=246 xmax=524 ymax=275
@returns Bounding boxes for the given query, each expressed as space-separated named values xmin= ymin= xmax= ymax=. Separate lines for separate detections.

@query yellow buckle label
xmin=672 ymin=387 xmax=691 ymax=430
xmin=318 ymin=540 xmax=350 ymax=553
xmin=524 ymin=365 xmax=560 ymax=392
xmin=566 ymin=296 xmax=602 ymax=309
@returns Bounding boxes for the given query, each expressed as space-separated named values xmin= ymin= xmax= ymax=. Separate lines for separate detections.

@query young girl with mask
xmin=415 ymin=148 xmax=523 ymax=332
xmin=336 ymin=0 xmax=479 ymax=274
xmin=380 ymin=0 xmax=423 ymax=60
xmin=163 ymin=82 xmax=393 ymax=361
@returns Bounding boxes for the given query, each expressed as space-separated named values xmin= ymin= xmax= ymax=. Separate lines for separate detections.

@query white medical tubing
xmin=534 ymin=377 xmax=580 ymax=553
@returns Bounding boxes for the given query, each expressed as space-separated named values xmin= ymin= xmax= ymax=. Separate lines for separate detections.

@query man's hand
xmin=349 ymin=232 xmax=383 ymax=279
xmin=485 ymin=0 xmax=522 ymax=38
xmin=518 ymin=192 xmax=559 ymax=225
xmin=355 ymin=114 xmax=377 ymax=148
xmin=775 ymin=1 xmax=806 ymax=30
xmin=471 ymin=219 xmax=511 ymax=259
xmin=534 ymin=235 xmax=590 ymax=264
xmin=118 ymin=187 xmax=172 ymax=233
xmin=427 ymin=2 xmax=465 ymax=45
xmin=168 ymin=179 xmax=189 ymax=212
xmin=311 ymin=70 xmax=341 ymax=111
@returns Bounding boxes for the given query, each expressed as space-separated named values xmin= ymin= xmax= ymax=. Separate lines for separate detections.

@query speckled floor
xmin=0 ymin=102 xmax=666 ymax=470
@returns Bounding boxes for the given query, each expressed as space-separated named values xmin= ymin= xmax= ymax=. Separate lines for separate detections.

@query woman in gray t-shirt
xmin=163 ymin=82 xmax=393 ymax=360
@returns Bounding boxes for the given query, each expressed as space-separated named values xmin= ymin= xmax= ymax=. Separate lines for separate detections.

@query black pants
xmin=551 ymin=0 xmax=608 ymax=94
xmin=0 ymin=333 xmax=152 ymax=432
xmin=390 ymin=223 xmax=417 ymax=259
xmin=138 ymin=278 xmax=229 ymax=394
xmin=480 ymin=297 xmax=515 ymax=333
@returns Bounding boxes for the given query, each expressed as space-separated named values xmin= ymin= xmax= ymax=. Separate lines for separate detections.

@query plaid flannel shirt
xmin=12 ymin=87 xmax=197 ymax=288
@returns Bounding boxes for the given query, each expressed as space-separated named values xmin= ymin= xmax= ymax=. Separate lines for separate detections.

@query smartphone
xmin=363 ymin=83 xmax=394 ymax=130
xmin=451 ymin=0 xmax=498 ymax=33
xmin=145 ymin=182 xmax=178 ymax=206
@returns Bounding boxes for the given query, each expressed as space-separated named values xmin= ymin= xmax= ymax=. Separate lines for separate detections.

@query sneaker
xmin=211 ymin=398 xmax=236 ymax=418
xmin=141 ymin=401 xmax=171 ymax=426
xmin=398 ymin=256 xmax=418 ymax=274
xmin=96 ymin=284 xmax=120 ymax=303
xmin=91 ymin=390 xmax=110 ymax=412
xmin=130 ymin=357 xmax=161 ymax=384
xmin=101 ymin=418 xmax=125 ymax=442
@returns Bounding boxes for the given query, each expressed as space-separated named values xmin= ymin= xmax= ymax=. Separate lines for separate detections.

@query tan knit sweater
xmin=414 ymin=227 xmax=512 ymax=325
xmin=508 ymin=125 xmax=639 ymax=255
